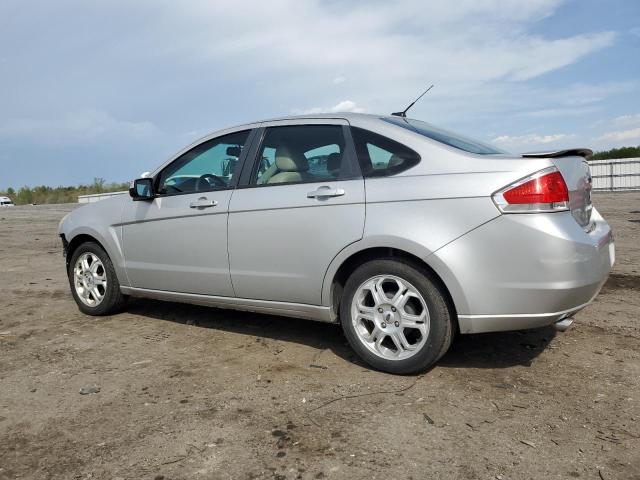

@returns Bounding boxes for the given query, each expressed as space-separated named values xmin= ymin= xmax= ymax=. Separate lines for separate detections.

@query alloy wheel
xmin=350 ymin=274 xmax=430 ymax=360
xmin=73 ymin=252 xmax=107 ymax=307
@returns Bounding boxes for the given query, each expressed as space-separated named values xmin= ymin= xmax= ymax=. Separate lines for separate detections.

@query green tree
xmin=0 ymin=181 xmax=129 ymax=205
xmin=92 ymin=177 xmax=106 ymax=193
xmin=591 ymin=145 xmax=640 ymax=160
xmin=17 ymin=186 xmax=33 ymax=204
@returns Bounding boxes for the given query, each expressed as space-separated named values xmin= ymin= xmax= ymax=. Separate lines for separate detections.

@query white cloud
xmin=493 ymin=133 xmax=575 ymax=149
xmin=493 ymin=133 xmax=572 ymax=144
xmin=332 ymin=76 xmax=346 ymax=85
xmin=0 ymin=109 xmax=160 ymax=146
xmin=501 ymin=33 xmax=615 ymax=81
xmin=519 ymin=106 xmax=601 ymax=118
xmin=295 ymin=100 xmax=365 ymax=115
xmin=596 ymin=127 xmax=640 ymax=143
xmin=129 ymin=0 xmax=615 ymax=104
xmin=611 ymin=113 xmax=640 ymax=127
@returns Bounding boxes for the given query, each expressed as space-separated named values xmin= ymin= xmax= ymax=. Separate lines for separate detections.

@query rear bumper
xmin=458 ymin=299 xmax=593 ymax=334
xmin=431 ymin=208 xmax=614 ymax=334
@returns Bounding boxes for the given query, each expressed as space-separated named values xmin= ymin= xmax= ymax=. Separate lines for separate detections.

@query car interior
xmin=157 ymin=125 xmax=354 ymax=194
xmin=255 ymin=126 xmax=346 ymax=185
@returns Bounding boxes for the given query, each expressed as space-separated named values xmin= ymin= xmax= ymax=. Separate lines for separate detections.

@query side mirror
xmin=129 ymin=178 xmax=154 ymax=200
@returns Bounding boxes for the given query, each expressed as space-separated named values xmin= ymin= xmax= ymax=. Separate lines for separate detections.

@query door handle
xmin=307 ymin=186 xmax=345 ymax=199
xmin=189 ymin=197 xmax=218 ymax=209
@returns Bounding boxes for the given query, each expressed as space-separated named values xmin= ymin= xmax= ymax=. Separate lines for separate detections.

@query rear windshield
xmin=383 ymin=117 xmax=507 ymax=155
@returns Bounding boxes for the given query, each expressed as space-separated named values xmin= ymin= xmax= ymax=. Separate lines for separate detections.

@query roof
xmin=256 ymin=112 xmax=380 ymax=122
xmin=230 ymin=112 xmax=390 ymax=130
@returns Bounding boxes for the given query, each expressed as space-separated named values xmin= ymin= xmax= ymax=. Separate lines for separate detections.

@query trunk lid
xmin=522 ymin=149 xmax=593 ymax=228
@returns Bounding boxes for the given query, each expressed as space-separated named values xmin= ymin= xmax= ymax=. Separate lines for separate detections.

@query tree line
xmin=590 ymin=145 xmax=640 ymax=160
xmin=0 ymin=178 xmax=129 ymax=205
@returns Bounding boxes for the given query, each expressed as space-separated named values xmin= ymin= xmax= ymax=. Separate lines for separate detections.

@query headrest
xmin=327 ymin=152 xmax=342 ymax=172
xmin=275 ymin=146 xmax=308 ymax=172
xmin=226 ymin=145 xmax=241 ymax=157
xmin=388 ymin=154 xmax=404 ymax=168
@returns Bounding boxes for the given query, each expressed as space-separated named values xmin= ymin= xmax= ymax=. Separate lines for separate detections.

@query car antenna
xmin=391 ymin=84 xmax=434 ymax=118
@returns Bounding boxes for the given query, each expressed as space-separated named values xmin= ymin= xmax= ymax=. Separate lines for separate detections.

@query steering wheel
xmin=196 ymin=173 xmax=226 ymax=191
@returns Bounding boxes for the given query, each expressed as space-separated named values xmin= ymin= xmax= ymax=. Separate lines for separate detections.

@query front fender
xmin=59 ymin=196 xmax=129 ymax=286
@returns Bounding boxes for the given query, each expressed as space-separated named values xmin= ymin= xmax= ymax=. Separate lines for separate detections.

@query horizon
xmin=1 ymin=0 xmax=640 ymax=189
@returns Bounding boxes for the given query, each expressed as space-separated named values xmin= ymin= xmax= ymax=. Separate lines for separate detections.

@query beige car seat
xmin=387 ymin=154 xmax=404 ymax=169
xmin=267 ymin=145 xmax=310 ymax=184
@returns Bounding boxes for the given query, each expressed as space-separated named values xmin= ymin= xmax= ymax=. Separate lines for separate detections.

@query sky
xmin=1 ymin=0 xmax=639 ymax=188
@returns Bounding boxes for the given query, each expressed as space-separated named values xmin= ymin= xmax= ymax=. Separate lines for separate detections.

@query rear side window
xmin=383 ymin=117 xmax=506 ymax=155
xmin=351 ymin=127 xmax=420 ymax=177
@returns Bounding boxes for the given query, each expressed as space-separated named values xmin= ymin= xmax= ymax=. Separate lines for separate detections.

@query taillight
xmin=493 ymin=167 xmax=569 ymax=213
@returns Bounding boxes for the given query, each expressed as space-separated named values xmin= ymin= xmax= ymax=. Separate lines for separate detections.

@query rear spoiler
xmin=521 ymin=148 xmax=592 ymax=159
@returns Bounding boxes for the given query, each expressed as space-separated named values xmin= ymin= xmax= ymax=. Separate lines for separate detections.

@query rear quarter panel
xmin=320 ymin=174 xmax=522 ymax=308
xmin=322 ymin=117 xmax=565 ymax=312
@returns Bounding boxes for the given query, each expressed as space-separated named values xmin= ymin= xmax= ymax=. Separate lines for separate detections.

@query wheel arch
xmin=323 ymin=241 xmax=462 ymax=327
xmin=63 ymin=228 xmax=130 ymax=287
xmin=65 ymin=233 xmax=106 ymax=266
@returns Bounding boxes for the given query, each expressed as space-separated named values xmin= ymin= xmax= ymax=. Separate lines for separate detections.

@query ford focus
xmin=59 ymin=113 xmax=614 ymax=374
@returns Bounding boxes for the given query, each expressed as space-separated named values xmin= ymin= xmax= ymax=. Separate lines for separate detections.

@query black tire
xmin=67 ymin=241 xmax=128 ymax=316
xmin=339 ymin=258 xmax=454 ymax=374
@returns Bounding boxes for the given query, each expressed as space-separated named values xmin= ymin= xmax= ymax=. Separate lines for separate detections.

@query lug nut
xmin=381 ymin=322 xmax=387 ymax=328
xmin=394 ymin=321 xmax=400 ymax=327
xmin=378 ymin=308 xmax=383 ymax=313
xmin=391 ymin=307 xmax=396 ymax=312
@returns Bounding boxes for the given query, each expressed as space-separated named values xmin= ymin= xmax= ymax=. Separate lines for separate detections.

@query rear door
xmin=121 ymin=129 xmax=253 ymax=296
xmin=228 ymin=119 xmax=365 ymax=305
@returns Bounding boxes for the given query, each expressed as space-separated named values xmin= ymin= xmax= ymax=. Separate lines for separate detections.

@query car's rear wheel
xmin=340 ymin=259 xmax=453 ymax=374
xmin=68 ymin=242 xmax=127 ymax=315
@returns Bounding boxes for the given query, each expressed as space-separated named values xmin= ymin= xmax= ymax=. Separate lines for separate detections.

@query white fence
xmin=588 ymin=158 xmax=640 ymax=191
xmin=78 ymin=191 xmax=127 ymax=203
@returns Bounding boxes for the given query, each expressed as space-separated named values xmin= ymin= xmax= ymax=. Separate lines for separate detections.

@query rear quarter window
xmin=382 ymin=117 xmax=506 ymax=155
xmin=350 ymin=127 xmax=420 ymax=177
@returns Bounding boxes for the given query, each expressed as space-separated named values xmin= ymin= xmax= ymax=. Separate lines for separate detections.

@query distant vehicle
xmin=0 ymin=196 xmax=14 ymax=207
xmin=58 ymin=113 xmax=614 ymax=374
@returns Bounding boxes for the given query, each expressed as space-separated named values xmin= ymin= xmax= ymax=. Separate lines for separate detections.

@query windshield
xmin=383 ymin=117 xmax=507 ymax=155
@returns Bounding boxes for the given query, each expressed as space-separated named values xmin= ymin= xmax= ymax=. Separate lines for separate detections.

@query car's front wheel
xmin=68 ymin=242 xmax=128 ymax=315
xmin=340 ymin=259 xmax=454 ymax=374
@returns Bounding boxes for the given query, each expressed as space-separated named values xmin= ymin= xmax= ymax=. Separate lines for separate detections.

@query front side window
xmin=351 ymin=127 xmax=421 ymax=177
xmin=157 ymin=130 xmax=250 ymax=195
xmin=253 ymin=125 xmax=348 ymax=185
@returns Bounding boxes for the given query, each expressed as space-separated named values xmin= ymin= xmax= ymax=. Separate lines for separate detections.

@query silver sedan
xmin=59 ymin=113 xmax=614 ymax=374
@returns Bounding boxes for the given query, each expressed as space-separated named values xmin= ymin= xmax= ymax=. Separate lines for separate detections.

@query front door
xmin=122 ymin=129 xmax=251 ymax=296
xmin=228 ymin=121 xmax=365 ymax=305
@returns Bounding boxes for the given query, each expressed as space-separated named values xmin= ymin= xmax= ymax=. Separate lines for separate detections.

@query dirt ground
xmin=1 ymin=194 xmax=639 ymax=480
